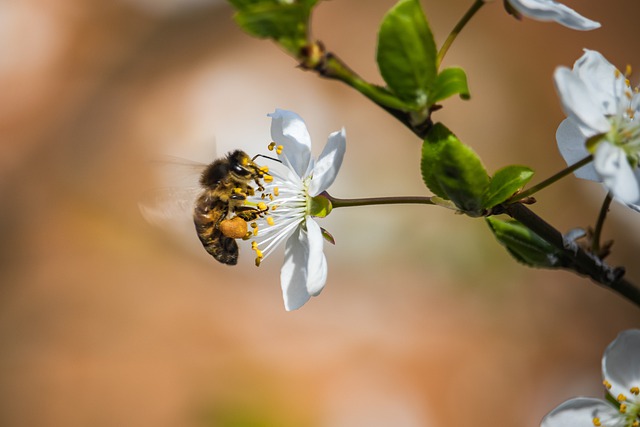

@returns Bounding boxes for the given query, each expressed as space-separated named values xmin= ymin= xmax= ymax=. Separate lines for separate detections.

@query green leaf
xmin=376 ymin=0 xmax=437 ymax=106
xmin=486 ymin=217 xmax=566 ymax=268
xmin=421 ymin=123 xmax=490 ymax=215
xmin=430 ymin=67 xmax=471 ymax=104
xmin=233 ymin=1 xmax=317 ymax=56
xmin=482 ymin=165 xmax=534 ymax=209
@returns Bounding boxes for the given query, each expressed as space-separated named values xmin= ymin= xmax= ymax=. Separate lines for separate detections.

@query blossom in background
xmin=541 ymin=329 xmax=640 ymax=427
xmin=554 ymin=50 xmax=640 ymax=208
xmin=504 ymin=0 xmax=600 ymax=30
xmin=250 ymin=109 xmax=346 ymax=311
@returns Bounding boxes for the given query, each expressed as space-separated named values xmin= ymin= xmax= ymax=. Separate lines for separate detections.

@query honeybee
xmin=193 ymin=150 xmax=271 ymax=265
xmin=140 ymin=150 xmax=272 ymax=265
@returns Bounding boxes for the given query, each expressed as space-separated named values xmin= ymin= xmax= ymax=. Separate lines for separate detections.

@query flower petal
xmin=541 ymin=398 xmax=620 ymax=427
xmin=303 ymin=218 xmax=327 ymax=296
xmin=309 ymin=128 xmax=346 ymax=196
xmin=507 ymin=0 xmax=600 ymax=30
xmin=594 ymin=142 xmax=640 ymax=204
xmin=556 ymin=119 xmax=599 ymax=181
xmin=573 ymin=50 xmax=626 ymax=117
xmin=280 ymin=226 xmax=311 ymax=311
xmin=602 ymin=329 xmax=640 ymax=401
xmin=554 ymin=67 xmax=610 ymax=135
xmin=269 ymin=109 xmax=312 ymax=178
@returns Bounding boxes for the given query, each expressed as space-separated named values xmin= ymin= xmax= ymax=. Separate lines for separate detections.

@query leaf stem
xmin=436 ymin=0 xmax=486 ymax=68
xmin=508 ymin=155 xmax=593 ymax=202
xmin=592 ymin=192 xmax=613 ymax=254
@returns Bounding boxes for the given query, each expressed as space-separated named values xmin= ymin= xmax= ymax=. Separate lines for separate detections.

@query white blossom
xmin=505 ymin=0 xmax=600 ymax=30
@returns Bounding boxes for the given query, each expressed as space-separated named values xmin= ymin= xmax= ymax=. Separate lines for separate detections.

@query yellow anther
xmin=630 ymin=386 xmax=639 ymax=395
xmin=603 ymin=380 xmax=612 ymax=390
xmin=260 ymin=165 xmax=269 ymax=174
xmin=274 ymin=187 xmax=279 ymax=196
xmin=251 ymin=241 xmax=258 ymax=249
xmin=276 ymin=145 xmax=283 ymax=155
xmin=255 ymin=257 xmax=261 ymax=267
xmin=626 ymin=64 xmax=633 ymax=77
xmin=615 ymin=69 xmax=622 ymax=78
xmin=264 ymin=174 xmax=273 ymax=183
xmin=271 ymin=205 xmax=277 ymax=211
xmin=632 ymin=420 xmax=639 ymax=427
xmin=617 ymin=393 xmax=627 ymax=402
xmin=253 ymin=227 xmax=259 ymax=236
xmin=268 ymin=141 xmax=276 ymax=151
xmin=266 ymin=216 xmax=275 ymax=226
xmin=250 ymin=222 xmax=258 ymax=229
xmin=254 ymin=249 xmax=263 ymax=259
xmin=261 ymin=193 xmax=266 ymax=199
xmin=592 ymin=417 xmax=601 ymax=427
xmin=257 ymin=202 xmax=268 ymax=211
xmin=620 ymin=403 xmax=627 ymax=414
xmin=626 ymin=78 xmax=632 ymax=88
xmin=269 ymin=194 xmax=274 ymax=201
xmin=233 ymin=187 xmax=243 ymax=194
xmin=247 ymin=187 xmax=255 ymax=196
xmin=242 ymin=232 xmax=252 ymax=240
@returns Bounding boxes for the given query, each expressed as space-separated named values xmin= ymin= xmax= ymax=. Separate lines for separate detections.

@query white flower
xmin=554 ymin=50 xmax=640 ymax=207
xmin=249 ymin=109 xmax=346 ymax=311
xmin=541 ymin=329 xmax=640 ymax=427
xmin=505 ymin=0 xmax=600 ymax=30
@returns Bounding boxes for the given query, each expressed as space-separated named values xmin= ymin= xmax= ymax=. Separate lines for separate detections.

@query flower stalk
xmin=436 ymin=0 xmax=486 ymax=68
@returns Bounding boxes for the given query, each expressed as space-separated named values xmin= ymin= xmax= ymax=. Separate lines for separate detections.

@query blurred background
xmin=1 ymin=0 xmax=639 ymax=426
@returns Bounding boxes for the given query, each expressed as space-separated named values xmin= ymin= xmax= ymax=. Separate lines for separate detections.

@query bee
xmin=139 ymin=150 xmax=273 ymax=266
xmin=193 ymin=150 xmax=271 ymax=265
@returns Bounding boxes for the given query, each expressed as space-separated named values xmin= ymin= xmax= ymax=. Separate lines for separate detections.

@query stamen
xmin=268 ymin=141 xmax=276 ymax=151
xmin=251 ymin=241 xmax=258 ymax=249
xmin=258 ymin=202 xmax=268 ymax=211
xmin=269 ymin=194 xmax=274 ymax=201
xmin=233 ymin=187 xmax=243 ymax=194
xmin=266 ymin=216 xmax=275 ymax=226
xmin=617 ymin=394 xmax=627 ymax=402
xmin=260 ymin=165 xmax=269 ymax=174
xmin=603 ymin=380 xmax=612 ymax=390
xmin=276 ymin=145 xmax=283 ymax=155
xmin=626 ymin=64 xmax=633 ymax=77
xmin=615 ymin=69 xmax=622 ymax=79
xmin=250 ymin=221 xmax=258 ymax=229
xmin=592 ymin=417 xmax=601 ymax=426
xmin=253 ymin=227 xmax=259 ymax=236
xmin=255 ymin=257 xmax=261 ymax=267
xmin=630 ymin=386 xmax=639 ymax=395
xmin=247 ymin=187 xmax=255 ymax=196
xmin=632 ymin=420 xmax=639 ymax=427
xmin=274 ymin=187 xmax=280 ymax=196
xmin=619 ymin=403 xmax=627 ymax=414
xmin=264 ymin=174 xmax=273 ymax=183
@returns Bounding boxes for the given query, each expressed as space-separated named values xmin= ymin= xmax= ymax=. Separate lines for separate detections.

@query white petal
xmin=269 ymin=109 xmax=312 ymax=178
xmin=594 ymin=142 xmax=640 ymax=203
xmin=556 ymin=119 xmax=599 ymax=181
xmin=602 ymin=329 xmax=640 ymax=400
xmin=541 ymin=398 xmax=620 ymax=427
xmin=507 ymin=0 xmax=600 ymax=30
xmin=554 ymin=67 xmax=610 ymax=135
xmin=309 ymin=128 xmax=346 ymax=196
xmin=303 ymin=219 xmax=327 ymax=296
xmin=573 ymin=50 xmax=626 ymax=117
xmin=280 ymin=226 xmax=311 ymax=311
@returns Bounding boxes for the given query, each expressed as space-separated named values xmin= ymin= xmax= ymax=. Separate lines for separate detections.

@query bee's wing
xmin=139 ymin=186 xmax=203 ymax=226
xmin=139 ymin=156 xmax=207 ymax=226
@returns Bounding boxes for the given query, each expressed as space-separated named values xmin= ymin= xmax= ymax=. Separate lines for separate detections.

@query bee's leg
xmin=235 ymin=206 xmax=263 ymax=222
xmin=212 ymin=205 xmax=229 ymax=229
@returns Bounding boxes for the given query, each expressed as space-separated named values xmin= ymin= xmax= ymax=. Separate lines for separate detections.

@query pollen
xmin=260 ymin=165 xmax=269 ymax=174
xmin=266 ymin=216 xmax=275 ymax=226
xmin=603 ymin=380 xmax=612 ymax=390
xmin=626 ymin=64 xmax=633 ymax=77
xmin=631 ymin=386 xmax=639 ymax=395
xmin=233 ymin=187 xmax=243 ymax=194
xmin=274 ymin=187 xmax=280 ymax=196
xmin=276 ymin=145 xmax=283 ymax=155
xmin=219 ymin=216 xmax=248 ymax=239
xmin=255 ymin=257 xmax=261 ymax=267
xmin=615 ymin=69 xmax=622 ymax=79
xmin=251 ymin=241 xmax=258 ymax=249
xmin=264 ymin=174 xmax=273 ymax=183
xmin=253 ymin=227 xmax=259 ymax=236
xmin=633 ymin=420 xmax=639 ymax=427
xmin=592 ymin=417 xmax=601 ymax=426
xmin=617 ymin=393 xmax=627 ymax=402
xmin=620 ymin=403 xmax=628 ymax=414
xmin=250 ymin=221 xmax=258 ymax=229
xmin=268 ymin=194 xmax=274 ymax=201
xmin=268 ymin=141 xmax=276 ymax=151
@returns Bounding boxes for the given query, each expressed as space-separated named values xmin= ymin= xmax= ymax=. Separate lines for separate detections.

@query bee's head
xmin=228 ymin=150 xmax=259 ymax=178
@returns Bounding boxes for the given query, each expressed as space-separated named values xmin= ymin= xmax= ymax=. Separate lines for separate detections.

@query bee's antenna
xmin=252 ymin=154 xmax=282 ymax=163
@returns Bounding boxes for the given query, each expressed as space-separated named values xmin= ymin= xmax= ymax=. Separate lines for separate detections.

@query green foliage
xmin=376 ymin=0 xmax=471 ymax=111
xmin=486 ymin=217 xmax=565 ymax=268
xmin=482 ymin=165 xmax=534 ymax=209
xmin=230 ymin=0 xmax=318 ymax=56
xmin=430 ymin=67 xmax=471 ymax=104
xmin=377 ymin=0 xmax=438 ymax=107
xmin=421 ymin=123 xmax=490 ymax=216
